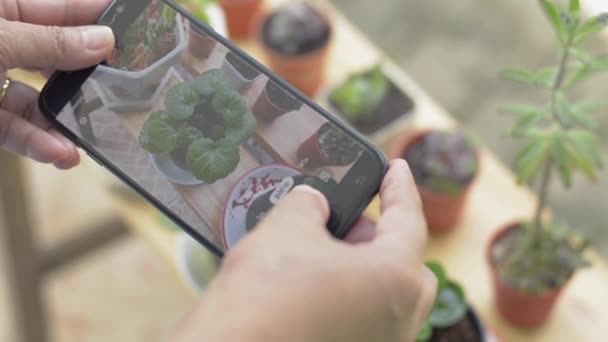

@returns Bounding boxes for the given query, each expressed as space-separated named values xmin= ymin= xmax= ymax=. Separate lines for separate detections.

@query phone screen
xmin=51 ymin=0 xmax=384 ymax=254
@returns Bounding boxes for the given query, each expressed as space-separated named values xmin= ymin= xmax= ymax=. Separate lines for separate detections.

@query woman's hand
xmin=174 ymin=160 xmax=437 ymax=342
xmin=0 ymin=0 xmax=114 ymax=169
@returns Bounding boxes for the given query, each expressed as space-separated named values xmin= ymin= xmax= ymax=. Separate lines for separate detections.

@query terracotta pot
xmin=220 ymin=0 xmax=263 ymax=39
xmin=256 ymin=7 xmax=332 ymax=97
xmin=487 ymin=223 xmax=567 ymax=328
xmin=188 ymin=23 xmax=217 ymax=59
xmin=252 ymin=81 xmax=302 ymax=122
xmin=389 ymin=131 xmax=478 ymax=234
xmin=297 ymin=127 xmax=326 ymax=168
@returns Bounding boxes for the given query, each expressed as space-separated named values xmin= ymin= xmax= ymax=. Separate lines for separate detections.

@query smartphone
xmin=39 ymin=0 xmax=387 ymax=256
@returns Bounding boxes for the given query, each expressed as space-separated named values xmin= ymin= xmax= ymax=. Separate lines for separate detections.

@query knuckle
xmin=45 ymin=26 xmax=69 ymax=60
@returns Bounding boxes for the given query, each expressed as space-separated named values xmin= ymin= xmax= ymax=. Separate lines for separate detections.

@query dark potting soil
xmin=266 ymin=81 xmax=303 ymax=112
xmin=262 ymin=4 xmax=330 ymax=56
xmin=317 ymin=123 xmax=363 ymax=166
xmin=226 ymin=52 xmax=261 ymax=80
xmin=430 ymin=313 xmax=482 ymax=342
xmin=330 ymin=80 xmax=414 ymax=135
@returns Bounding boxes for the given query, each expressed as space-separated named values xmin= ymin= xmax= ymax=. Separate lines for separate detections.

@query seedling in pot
xmin=139 ymin=69 xmax=257 ymax=184
xmin=259 ymin=2 xmax=332 ymax=96
xmin=417 ymin=262 xmax=485 ymax=342
xmin=297 ymin=123 xmax=364 ymax=169
xmin=488 ymin=0 xmax=607 ymax=327
xmin=405 ymin=131 xmax=478 ymax=195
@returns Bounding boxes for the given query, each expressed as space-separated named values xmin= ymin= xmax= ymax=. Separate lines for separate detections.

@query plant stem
xmin=532 ymin=38 xmax=572 ymax=239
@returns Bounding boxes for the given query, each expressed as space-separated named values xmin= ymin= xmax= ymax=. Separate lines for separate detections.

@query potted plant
xmin=417 ymin=262 xmax=491 ymax=342
xmin=178 ymin=0 xmax=228 ymax=59
xmin=489 ymin=0 xmax=606 ymax=328
xmin=139 ymin=69 xmax=257 ymax=184
xmin=390 ymin=130 xmax=479 ymax=233
xmin=219 ymin=0 xmax=263 ymax=39
xmin=328 ymin=64 xmax=415 ymax=142
xmin=220 ymin=51 xmax=262 ymax=91
xmin=99 ymin=2 xmax=187 ymax=97
xmin=297 ymin=122 xmax=364 ymax=169
xmin=252 ymin=80 xmax=303 ymax=122
xmin=257 ymin=2 xmax=332 ymax=97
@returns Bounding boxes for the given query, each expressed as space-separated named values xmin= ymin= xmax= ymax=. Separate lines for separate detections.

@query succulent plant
xmin=139 ymin=69 xmax=256 ymax=183
xmin=263 ymin=2 xmax=330 ymax=56
xmin=330 ymin=65 xmax=389 ymax=123
xmin=416 ymin=262 xmax=468 ymax=342
xmin=405 ymin=131 xmax=478 ymax=195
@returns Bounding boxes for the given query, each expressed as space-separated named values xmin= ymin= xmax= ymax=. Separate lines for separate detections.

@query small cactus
xmin=405 ymin=131 xmax=478 ymax=195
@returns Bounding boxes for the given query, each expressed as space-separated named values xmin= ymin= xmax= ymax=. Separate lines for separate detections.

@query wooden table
xmin=9 ymin=0 xmax=608 ymax=341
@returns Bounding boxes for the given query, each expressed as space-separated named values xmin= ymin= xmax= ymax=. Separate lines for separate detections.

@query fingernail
xmin=82 ymin=26 xmax=114 ymax=51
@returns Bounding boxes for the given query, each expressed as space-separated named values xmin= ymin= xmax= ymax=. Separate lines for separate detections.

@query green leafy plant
xmin=404 ymin=131 xmax=478 ymax=195
xmin=329 ymin=65 xmax=389 ymax=123
xmin=139 ymin=69 xmax=256 ymax=183
xmin=108 ymin=1 xmax=179 ymax=71
xmin=416 ymin=262 xmax=468 ymax=342
xmin=497 ymin=0 xmax=607 ymax=292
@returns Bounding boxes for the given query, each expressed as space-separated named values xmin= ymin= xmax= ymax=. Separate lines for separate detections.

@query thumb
xmin=0 ymin=19 xmax=114 ymax=71
xmin=258 ymin=185 xmax=331 ymax=234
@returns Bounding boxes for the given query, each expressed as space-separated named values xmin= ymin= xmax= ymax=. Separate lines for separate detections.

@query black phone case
xmin=38 ymin=0 xmax=389 ymax=257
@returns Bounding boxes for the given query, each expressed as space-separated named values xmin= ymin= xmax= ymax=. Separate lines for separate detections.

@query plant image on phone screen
xmin=47 ymin=0 xmax=385 ymax=255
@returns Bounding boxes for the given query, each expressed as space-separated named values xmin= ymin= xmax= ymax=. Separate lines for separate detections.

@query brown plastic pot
xmin=389 ymin=130 xmax=478 ymax=234
xmin=487 ymin=223 xmax=566 ymax=328
xmin=188 ymin=23 xmax=217 ymax=59
xmin=252 ymin=81 xmax=302 ymax=122
xmin=220 ymin=0 xmax=263 ymax=39
xmin=256 ymin=6 xmax=332 ymax=97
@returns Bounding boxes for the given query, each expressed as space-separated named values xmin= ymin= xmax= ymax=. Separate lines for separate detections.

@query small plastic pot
xmin=390 ymin=130 xmax=478 ymax=234
xmin=256 ymin=5 xmax=332 ymax=97
xmin=188 ymin=23 xmax=217 ymax=59
xmin=487 ymin=223 xmax=567 ymax=328
xmin=219 ymin=0 xmax=263 ymax=39
xmin=252 ymin=80 xmax=303 ymax=122
xmin=220 ymin=51 xmax=261 ymax=91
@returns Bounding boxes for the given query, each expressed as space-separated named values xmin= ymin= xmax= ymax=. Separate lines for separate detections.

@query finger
xmin=344 ymin=216 xmax=375 ymax=244
xmin=372 ymin=159 xmax=427 ymax=258
xmin=0 ymin=108 xmax=76 ymax=165
xmin=49 ymin=129 xmax=80 ymax=169
xmin=0 ymin=19 xmax=114 ymax=71
xmin=0 ymin=80 xmax=48 ymax=127
xmin=257 ymin=185 xmax=330 ymax=236
xmin=4 ymin=0 xmax=111 ymax=26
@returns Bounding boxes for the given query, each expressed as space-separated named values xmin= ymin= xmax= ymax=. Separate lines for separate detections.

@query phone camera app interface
xmin=57 ymin=0 xmax=367 ymax=252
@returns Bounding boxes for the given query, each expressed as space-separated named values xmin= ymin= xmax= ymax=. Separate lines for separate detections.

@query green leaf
xmin=224 ymin=111 xmax=257 ymax=144
xmin=212 ymin=89 xmax=248 ymax=125
xmin=569 ymin=0 xmax=580 ymax=18
xmin=534 ymin=67 xmax=558 ymax=88
xmin=139 ymin=112 xmax=178 ymax=154
xmin=514 ymin=137 xmax=551 ymax=184
xmin=551 ymin=134 xmax=573 ymax=187
xmin=555 ymin=92 xmax=575 ymax=126
xmin=416 ymin=321 xmax=433 ymax=342
xmin=425 ymin=261 xmax=448 ymax=290
xmin=501 ymin=103 xmax=547 ymax=117
xmin=186 ymin=138 xmax=240 ymax=183
xmin=567 ymin=130 xmax=603 ymax=168
xmin=574 ymin=13 xmax=608 ymax=44
xmin=502 ymin=68 xmax=536 ymax=85
xmin=570 ymin=48 xmax=593 ymax=64
xmin=429 ymin=282 xmax=467 ymax=328
xmin=511 ymin=112 xmax=547 ymax=137
xmin=193 ymin=69 xmax=231 ymax=97
xmin=563 ymin=133 xmax=597 ymax=180
xmin=571 ymin=100 xmax=608 ymax=115
xmin=540 ymin=0 xmax=570 ymax=45
xmin=165 ymin=83 xmax=200 ymax=120
xmin=176 ymin=126 xmax=203 ymax=148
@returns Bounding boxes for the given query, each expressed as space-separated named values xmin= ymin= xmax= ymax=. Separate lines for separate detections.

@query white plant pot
xmin=220 ymin=52 xmax=261 ymax=92
xmin=175 ymin=233 xmax=219 ymax=295
xmin=93 ymin=17 xmax=187 ymax=96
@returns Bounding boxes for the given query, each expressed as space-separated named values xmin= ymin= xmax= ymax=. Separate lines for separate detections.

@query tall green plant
xmin=499 ymin=0 xmax=607 ymax=292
